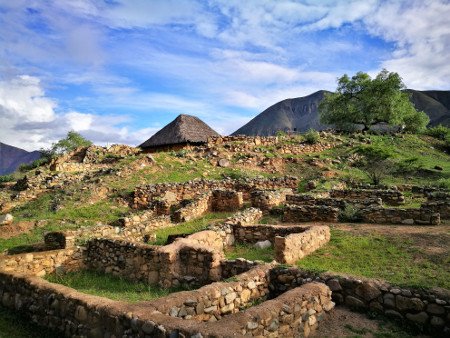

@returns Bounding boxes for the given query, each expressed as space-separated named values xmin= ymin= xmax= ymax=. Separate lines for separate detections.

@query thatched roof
xmin=139 ymin=114 xmax=220 ymax=149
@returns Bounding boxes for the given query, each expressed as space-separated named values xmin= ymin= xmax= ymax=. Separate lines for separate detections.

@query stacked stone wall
xmin=251 ymin=188 xmax=292 ymax=210
xmin=330 ymin=188 xmax=405 ymax=205
xmin=132 ymin=176 xmax=298 ymax=209
xmin=211 ymin=189 xmax=243 ymax=211
xmin=422 ymin=201 xmax=450 ymax=219
xmin=172 ymin=192 xmax=212 ymax=223
xmin=233 ymin=224 xmax=307 ymax=244
xmin=0 ymin=268 xmax=332 ymax=337
xmin=286 ymin=194 xmax=382 ymax=209
xmin=270 ymin=267 xmax=450 ymax=336
xmin=360 ymin=206 xmax=440 ymax=225
xmin=283 ymin=204 xmax=340 ymax=222
xmin=274 ymin=226 xmax=330 ymax=264
xmin=0 ymin=248 xmax=83 ymax=277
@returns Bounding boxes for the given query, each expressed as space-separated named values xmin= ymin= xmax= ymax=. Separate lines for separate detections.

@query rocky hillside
xmin=0 ymin=142 xmax=41 ymax=175
xmin=233 ymin=89 xmax=450 ymax=136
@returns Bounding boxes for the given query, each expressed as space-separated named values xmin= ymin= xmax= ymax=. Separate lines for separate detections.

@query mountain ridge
xmin=232 ymin=89 xmax=450 ymax=136
xmin=0 ymin=142 xmax=41 ymax=175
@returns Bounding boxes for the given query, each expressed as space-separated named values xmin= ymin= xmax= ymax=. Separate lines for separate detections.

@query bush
xmin=338 ymin=204 xmax=362 ymax=222
xmin=18 ymin=157 xmax=49 ymax=172
xmin=0 ymin=175 xmax=15 ymax=183
xmin=425 ymin=124 xmax=450 ymax=140
xmin=303 ymin=129 xmax=320 ymax=144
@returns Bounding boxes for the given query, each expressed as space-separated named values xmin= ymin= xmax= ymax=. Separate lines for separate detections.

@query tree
xmin=354 ymin=144 xmax=394 ymax=185
xmin=319 ymin=69 xmax=429 ymax=132
xmin=42 ymin=131 xmax=92 ymax=159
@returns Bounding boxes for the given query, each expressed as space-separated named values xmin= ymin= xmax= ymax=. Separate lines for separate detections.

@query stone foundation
xmin=251 ymin=188 xmax=292 ymax=210
xmin=283 ymin=204 xmax=340 ymax=222
xmin=274 ymin=226 xmax=331 ymax=264
xmin=270 ymin=267 xmax=450 ymax=336
xmin=286 ymin=194 xmax=382 ymax=209
xmin=133 ymin=176 xmax=298 ymax=209
xmin=330 ymin=188 xmax=405 ymax=205
xmin=360 ymin=206 xmax=440 ymax=225
xmin=422 ymin=200 xmax=450 ymax=219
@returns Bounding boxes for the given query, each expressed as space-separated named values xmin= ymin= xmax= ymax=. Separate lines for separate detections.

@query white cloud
xmin=0 ymin=75 xmax=158 ymax=151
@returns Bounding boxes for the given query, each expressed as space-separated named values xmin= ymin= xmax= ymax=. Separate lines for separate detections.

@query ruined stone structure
xmin=283 ymin=204 xmax=340 ymax=222
xmin=330 ymin=188 xmax=405 ymax=205
xmin=251 ymin=188 xmax=292 ymax=210
xmin=132 ymin=176 xmax=298 ymax=209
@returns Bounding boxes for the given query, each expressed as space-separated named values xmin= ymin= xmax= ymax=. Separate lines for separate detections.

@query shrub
xmin=338 ymin=204 xmax=362 ymax=222
xmin=425 ymin=124 xmax=450 ymax=140
xmin=0 ymin=174 xmax=15 ymax=183
xmin=18 ymin=157 xmax=49 ymax=172
xmin=303 ymin=128 xmax=320 ymax=144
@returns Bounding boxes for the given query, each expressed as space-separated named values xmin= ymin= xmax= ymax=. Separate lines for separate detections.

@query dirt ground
xmin=0 ymin=221 xmax=36 ymax=239
xmin=313 ymin=307 xmax=430 ymax=338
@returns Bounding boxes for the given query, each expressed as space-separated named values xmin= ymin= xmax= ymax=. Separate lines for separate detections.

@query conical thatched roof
xmin=139 ymin=114 xmax=220 ymax=149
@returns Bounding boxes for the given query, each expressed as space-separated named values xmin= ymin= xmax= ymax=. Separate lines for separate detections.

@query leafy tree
xmin=49 ymin=131 xmax=92 ymax=155
xmin=319 ymin=69 xmax=429 ymax=132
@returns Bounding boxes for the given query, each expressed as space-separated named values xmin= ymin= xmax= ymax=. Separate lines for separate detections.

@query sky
xmin=0 ymin=0 xmax=449 ymax=151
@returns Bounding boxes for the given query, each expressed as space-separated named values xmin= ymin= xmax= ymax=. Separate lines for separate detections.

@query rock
xmin=383 ymin=293 xmax=395 ymax=308
xmin=401 ymin=219 xmax=415 ymax=225
xmin=0 ymin=213 xmax=13 ymax=225
xmin=406 ymin=312 xmax=428 ymax=324
xmin=253 ymin=240 xmax=271 ymax=249
xmin=345 ymin=296 xmax=365 ymax=309
xmin=355 ymin=282 xmax=381 ymax=301
xmin=385 ymin=309 xmax=403 ymax=321
xmin=430 ymin=316 xmax=445 ymax=327
xmin=307 ymin=180 xmax=317 ymax=190
xmin=218 ymin=159 xmax=230 ymax=167
xmin=326 ymin=279 xmax=342 ymax=292
xmin=426 ymin=303 xmax=445 ymax=315
xmin=246 ymin=321 xmax=259 ymax=330
xmin=396 ymin=296 xmax=424 ymax=312
xmin=142 ymin=321 xmax=155 ymax=334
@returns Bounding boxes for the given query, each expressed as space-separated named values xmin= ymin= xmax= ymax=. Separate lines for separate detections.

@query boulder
xmin=253 ymin=240 xmax=272 ymax=249
xmin=0 ymin=213 xmax=13 ymax=225
xmin=218 ymin=159 xmax=230 ymax=167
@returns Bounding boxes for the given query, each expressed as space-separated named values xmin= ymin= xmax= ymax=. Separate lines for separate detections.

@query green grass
xmin=225 ymin=243 xmax=275 ymax=262
xmin=297 ymin=229 xmax=450 ymax=289
xmin=153 ymin=212 xmax=233 ymax=245
xmin=0 ymin=307 xmax=59 ymax=338
xmin=45 ymin=270 xmax=186 ymax=302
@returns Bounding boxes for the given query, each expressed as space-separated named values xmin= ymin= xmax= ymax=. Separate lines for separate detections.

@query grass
xmin=297 ymin=229 xmax=450 ymax=289
xmin=0 ymin=307 xmax=59 ymax=338
xmin=153 ymin=212 xmax=233 ymax=245
xmin=225 ymin=243 xmax=275 ymax=262
xmin=45 ymin=270 xmax=186 ymax=302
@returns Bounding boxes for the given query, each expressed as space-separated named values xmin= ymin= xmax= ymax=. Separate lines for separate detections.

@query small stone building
xmin=139 ymin=114 xmax=220 ymax=152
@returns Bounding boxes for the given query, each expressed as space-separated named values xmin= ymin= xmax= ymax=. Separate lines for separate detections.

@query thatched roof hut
xmin=139 ymin=114 xmax=220 ymax=151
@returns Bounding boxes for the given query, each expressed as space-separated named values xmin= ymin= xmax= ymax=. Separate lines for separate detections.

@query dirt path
xmin=313 ymin=307 xmax=430 ymax=338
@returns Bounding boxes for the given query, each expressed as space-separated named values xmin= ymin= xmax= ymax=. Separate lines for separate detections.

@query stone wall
xmin=283 ymin=204 xmax=340 ymax=222
xmin=172 ymin=192 xmax=212 ymax=223
xmin=233 ymin=224 xmax=307 ymax=244
xmin=221 ymin=258 xmax=261 ymax=279
xmin=270 ymin=267 xmax=450 ymax=336
xmin=0 ymin=268 xmax=332 ymax=337
xmin=360 ymin=206 xmax=440 ymax=225
xmin=0 ymin=248 xmax=83 ymax=277
xmin=286 ymin=194 xmax=382 ymax=209
xmin=211 ymin=189 xmax=243 ymax=211
xmin=133 ymin=176 xmax=298 ymax=209
xmin=330 ymin=188 xmax=405 ymax=205
xmin=84 ymin=230 xmax=224 ymax=288
xmin=274 ymin=226 xmax=330 ymax=264
xmin=422 ymin=200 xmax=450 ymax=219
xmin=251 ymin=188 xmax=292 ymax=210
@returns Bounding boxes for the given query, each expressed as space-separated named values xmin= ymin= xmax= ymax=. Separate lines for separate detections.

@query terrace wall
xmin=422 ymin=201 xmax=450 ymax=219
xmin=0 ymin=269 xmax=332 ymax=337
xmin=330 ymin=188 xmax=405 ymax=205
xmin=270 ymin=267 xmax=450 ymax=336
xmin=360 ymin=206 xmax=440 ymax=225
xmin=132 ymin=176 xmax=298 ymax=209
xmin=286 ymin=194 xmax=382 ymax=209
xmin=283 ymin=204 xmax=340 ymax=222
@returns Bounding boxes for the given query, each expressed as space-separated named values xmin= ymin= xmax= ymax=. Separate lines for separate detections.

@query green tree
xmin=40 ymin=131 xmax=92 ymax=161
xmin=319 ymin=69 xmax=429 ymax=132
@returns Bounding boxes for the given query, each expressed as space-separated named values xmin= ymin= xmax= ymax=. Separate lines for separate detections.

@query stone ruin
xmin=1 ymin=180 xmax=449 ymax=336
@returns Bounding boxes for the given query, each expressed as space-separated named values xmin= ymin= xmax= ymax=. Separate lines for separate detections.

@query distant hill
xmin=0 ymin=142 xmax=41 ymax=175
xmin=232 ymin=89 xmax=450 ymax=136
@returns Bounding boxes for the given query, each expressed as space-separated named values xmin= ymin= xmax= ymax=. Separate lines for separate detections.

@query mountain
xmin=0 ymin=142 xmax=41 ymax=175
xmin=232 ymin=90 xmax=450 ymax=136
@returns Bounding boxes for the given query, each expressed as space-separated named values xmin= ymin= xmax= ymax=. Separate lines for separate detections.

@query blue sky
xmin=1 ymin=0 xmax=449 ymax=150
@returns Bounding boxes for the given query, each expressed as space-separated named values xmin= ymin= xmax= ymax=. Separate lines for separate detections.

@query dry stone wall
xmin=172 ymin=192 xmax=212 ymax=223
xmin=275 ymin=226 xmax=330 ymax=264
xmin=211 ymin=189 xmax=243 ymax=211
xmin=360 ymin=206 xmax=440 ymax=225
xmin=0 ymin=268 xmax=332 ymax=337
xmin=286 ymin=194 xmax=382 ymax=209
xmin=251 ymin=188 xmax=292 ymax=210
xmin=283 ymin=204 xmax=340 ymax=222
xmin=330 ymin=188 xmax=405 ymax=205
xmin=422 ymin=200 xmax=450 ymax=219
xmin=133 ymin=176 xmax=298 ymax=209
xmin=270 ymin=267 xmax=450 ymax=336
